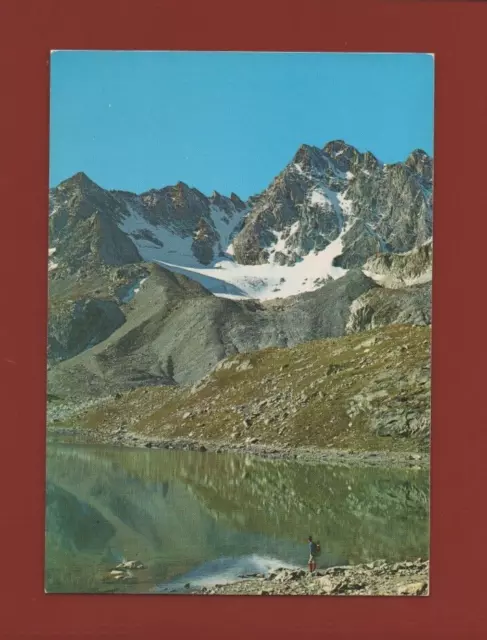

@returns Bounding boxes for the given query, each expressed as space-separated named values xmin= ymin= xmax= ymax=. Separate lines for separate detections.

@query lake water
xmin=45 ymin=441 xmax=429 ymax=593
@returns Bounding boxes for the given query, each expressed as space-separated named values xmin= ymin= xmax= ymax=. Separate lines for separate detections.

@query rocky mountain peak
xmin=49 ymin=173 xmax=142 ymax=274
xmin=405 ymin=149 xmax=433 ymax=183
xmin=52 ymin=170 xmax=123 ymax=219
xmin=209 ymin=190 xmax=246 ymax=213
xmin=62 ymin=170 xmax=91 ymax=184
xmin=48 ymin=140 xmax=433 ymax=304
xmin=406 ymin=148 xmax=429 ymax=162
xmin=137 ymin=182 xmax=208 ymax=229
xmin=362 ymin=151 xmax=380 ymax=172
xmin=323 ymin=139 xmax=356 ymax=155
xmin=172 ymin=181 xmax=193 ymax=201
xmin=232 ymin=140 xmax=432 ymax=269
xmin=323 ymin=140 xmax=379 ymax=175
xmin=57 ymin=171 xmax=101 ymax=195
xmin=230 ymin=193 xmax=246 ymax=210
xmin=209 ymin=190 xmax=225 ymax=208
xmin=292 ymin=144 xmax=329 ymax=173
xmin=323 ymin=138 xmax=356 ymax=156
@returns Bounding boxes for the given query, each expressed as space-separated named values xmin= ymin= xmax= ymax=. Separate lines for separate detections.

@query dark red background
xmin=1 ymin=0 xmax=486 ymax=637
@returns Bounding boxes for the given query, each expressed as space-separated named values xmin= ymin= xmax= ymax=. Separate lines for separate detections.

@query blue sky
xmin=50 ymin=52 xmax=434 ymax=199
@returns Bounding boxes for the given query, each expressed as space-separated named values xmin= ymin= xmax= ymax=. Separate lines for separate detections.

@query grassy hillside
xmin=66 ymin=324 xmax=430 ymax=453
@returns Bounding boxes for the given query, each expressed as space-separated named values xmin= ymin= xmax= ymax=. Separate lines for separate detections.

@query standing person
xmin=307 ymin=535 xmax=320 ymax=573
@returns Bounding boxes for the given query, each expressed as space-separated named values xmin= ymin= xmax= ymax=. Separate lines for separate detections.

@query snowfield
xmin=118 ymin=200 xmax=247 ymax=269
xmin=149 ymin=188 xmax=357 ymax=301
xmin=155 ymin=246 xmax=347 ymax=301
xmin=114 ymin=184 xmax=359 ymax=301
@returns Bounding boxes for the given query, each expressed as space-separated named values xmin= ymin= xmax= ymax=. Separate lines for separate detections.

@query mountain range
xmin=47 ymin=140 xmax=433 ymax=400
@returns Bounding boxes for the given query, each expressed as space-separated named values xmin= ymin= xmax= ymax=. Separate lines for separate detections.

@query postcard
xmin=46 ymin=51 xmax=433 ymax=596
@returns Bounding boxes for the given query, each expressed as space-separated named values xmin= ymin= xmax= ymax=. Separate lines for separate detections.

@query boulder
xmin=397 ymin=581 xmax=428 ymax=596
xmin=317 ymin=576 xmax=336 ymax=594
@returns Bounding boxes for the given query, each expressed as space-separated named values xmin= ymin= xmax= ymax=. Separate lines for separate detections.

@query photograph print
xmin=46 ymin=51 xmax=433 ymax=595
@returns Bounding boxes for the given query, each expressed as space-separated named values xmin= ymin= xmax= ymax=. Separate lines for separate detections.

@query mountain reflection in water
xmin=45 ymin=442 xmax=429 ymax=593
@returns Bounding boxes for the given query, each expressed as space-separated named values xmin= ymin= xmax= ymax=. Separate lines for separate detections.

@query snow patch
xmin=268 ymin=221 xmax=301 ymax=263
xmin=310 ymin=190 xmax=330 ymax=207
xmin=336 ymin=190 xmax=353 ymax=220
xmin=118 ymin=199 xmax=247 ymax=268
xmin=48 ymin=247 xmax=57 ymax=256
xmin=119 ymin=203 xmax=199 ymax=266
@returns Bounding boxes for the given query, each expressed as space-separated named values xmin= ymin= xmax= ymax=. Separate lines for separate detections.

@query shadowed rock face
xmin=47 ymin=268 xmax=378 ymax=398
xmin=343 ymin=243 xmax=432 ymax=334
xmin=48 ymin=298 xmax=126 ymax=364
xmin=362 ymin=242 xmax=432 ymax=287
xmin=348 ymin=283 xmax=432 ymax=334
xmin=192 ymin=218 xmax=219 ymax=265
xmin=49 ymin=173 xmax=142 ymax=273
xmin=50 ymin=174 xmax=247 ymax=275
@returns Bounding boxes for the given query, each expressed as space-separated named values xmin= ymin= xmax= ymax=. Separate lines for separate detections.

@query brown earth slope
xmin=60 ymin=324 xmax=430 ymax=454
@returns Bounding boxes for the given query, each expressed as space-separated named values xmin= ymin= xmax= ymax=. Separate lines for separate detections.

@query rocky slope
xmin=47 ymin=267 xmax=380 ymax=398
xmin=48 ymin=262 xmax=152 ymax=364
xmin=363 ymin=240 xmax=433 ymax=288
xmin=346 ymin=282 xmax=432 ymax=334
xmin=48 ymin=259 xmax=432 ymax=398
xmin=51 ymin=324 xmax=430 ymax=452
xmin=195 ymin=560 xmax=429 ymax=596
xmin=345 ymin=243 xmax=432 ymax=333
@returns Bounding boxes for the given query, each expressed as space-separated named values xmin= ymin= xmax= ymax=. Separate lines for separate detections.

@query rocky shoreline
xmin=97 ymin=556 xmax=429 ymax=596
xmin=192 ymin=559 xmax=429 ymax=596
xmin=48 ymin=424 xmax=428 ymax=469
